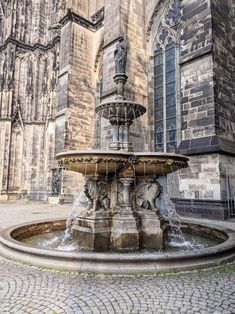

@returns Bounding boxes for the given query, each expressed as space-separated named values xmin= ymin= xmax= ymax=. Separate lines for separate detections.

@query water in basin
xmin=21 ymin=229 xmax=223 ymax=252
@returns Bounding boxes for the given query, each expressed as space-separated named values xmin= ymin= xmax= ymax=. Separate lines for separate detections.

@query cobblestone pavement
xmin=0 ymin=257 xmax=234 ymax=314
xmin=0 ymin=203 xmax=234 ymax=313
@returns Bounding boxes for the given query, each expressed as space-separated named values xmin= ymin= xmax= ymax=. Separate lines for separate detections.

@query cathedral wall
xmin=180 ymin=55 xmax=215 ymax=141
xmin=212 ymin=0 xmax=235 ymax=142
xmin=68 ymin=0 xmax=104 ymax=19
xmin=0 ymin=1 xmax=66 ymax=46
xmin=56 ymin=17 xmax=102 ymax=201
xmin=101 ymin=0 xmax=148 ymax=151
xmin=178 ymin=154 xmax=220 ymax=200
xmin=0 ymin=0 xmax=60 ymax=200
xmin=146 ymin=0 xmax=232 ymax=219
xmin=67 ymin=23 xmax=96 ymax=150
xmin=0 ymin=122 xmax=11 ymax=200
xmin=180 ymin=0 xmax=215 ymax=144
xmin=219 ymin=154 xmax=235 ymax=201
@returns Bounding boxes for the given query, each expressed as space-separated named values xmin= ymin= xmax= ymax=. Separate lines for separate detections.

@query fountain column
xmin=110 ymin=176 xmax=139 ymax=252
xmin=113 ymin=74 xmax=128 ymax=97
xmin=120 ymin=177 xmax=133 ymax=208
xmin=122 ymin=121 xmax=133 ymax=152
xmin=109 ymin=121 xmax=121 ymax=151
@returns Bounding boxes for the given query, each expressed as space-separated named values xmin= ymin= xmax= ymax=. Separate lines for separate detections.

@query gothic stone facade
xmin=0 ymin=0 xmax=234 ymax=219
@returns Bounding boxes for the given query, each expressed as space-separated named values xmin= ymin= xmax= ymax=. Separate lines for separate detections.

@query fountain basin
xmin=57 ymin=150 xmax=189 ymax=176
xmin=96 ymin=100 xmax=146 ymax=122
xmin=0 ymin=219 xmax=234 ymax=273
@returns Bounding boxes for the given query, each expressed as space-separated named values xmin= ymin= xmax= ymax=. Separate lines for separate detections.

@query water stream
xmin=160 ymin=190 xmax=204 ymax=250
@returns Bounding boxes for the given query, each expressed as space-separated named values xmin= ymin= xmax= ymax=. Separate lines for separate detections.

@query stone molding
xmin=177 ymin=135 xmax=235 ymax=157
xmin=180 ymin=44 xmax=213 ymax=66
xmin=0 ymin=36 xmax=60 ymax=53
xmin=146 ymin=0 xmax=167 ymax=39
xmin=60 ymin=8 xmax=104 ymax=32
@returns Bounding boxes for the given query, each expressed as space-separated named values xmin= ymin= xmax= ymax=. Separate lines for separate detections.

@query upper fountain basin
xmin=96 ymin=99 xmax=146 ymax=123
xmin=56 ymin=150 xmax=189 ymax=176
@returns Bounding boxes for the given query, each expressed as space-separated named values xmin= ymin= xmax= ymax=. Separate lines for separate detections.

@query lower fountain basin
xmin=56 ymin=150 xmax=189 ymax=176
xmin=0 ymin=219 xmax=234 ymax=273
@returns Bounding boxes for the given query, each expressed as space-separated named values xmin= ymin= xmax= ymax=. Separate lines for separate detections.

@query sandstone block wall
xmin=0 ymin=0 xmax=62 ymax=200
xmin=212 ymin=0 xmax=235 ymax=142
xmin=0 ymin=0 xmax=104 ymax=201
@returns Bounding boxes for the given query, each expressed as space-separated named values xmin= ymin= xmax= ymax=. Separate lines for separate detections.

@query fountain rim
xmin=95 ymin=99 xmax=147 ymax=107
xmin=56 ymin=150 xmax=190 ymax=161
xmin=0 ymin=218 xmax=235 ymax=273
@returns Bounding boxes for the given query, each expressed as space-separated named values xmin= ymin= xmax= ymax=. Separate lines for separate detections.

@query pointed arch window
xmin=154 ymin=31 xmax=178 ymax=153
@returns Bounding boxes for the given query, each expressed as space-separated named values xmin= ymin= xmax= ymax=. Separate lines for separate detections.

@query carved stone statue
xmin=114 ymin=38 xmax=127 ymax=74
xmin=51 ymin=168 xmax=62 ymax=196
xmin=135 ymin=178 xmax=162 ymax=215
xmin=84 ymin=179 xmax=110 ymax=211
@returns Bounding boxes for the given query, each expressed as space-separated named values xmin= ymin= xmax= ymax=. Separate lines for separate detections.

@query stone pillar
xmin=110 ymin=176 xmax=139 ymax=252
xmin=109 ymin=123 xmax=121 ymax=150
xmin=0 ymin=121 xmax=11 ymax=201
xmin=113 ymin=74 xmax=128 ymax=97
xmin=138 ymin=209 xmax=163 ymax=250
xmin=122 ymin=122 xmax=133 ymax=152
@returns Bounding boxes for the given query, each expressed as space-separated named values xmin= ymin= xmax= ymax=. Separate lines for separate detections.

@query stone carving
xmin=135 ymin=178 xmax=162 ymax=214
xmin=85 ymin=179 xmax=110 ymax=211
xmin=12 ymin=103 xmax=24 ymax=129
xmin=7 ymin=49 xmax=14 ymax=89
xmin=0 ymin=54 xmax=7 ymax=90
xmin=114 ymin=38 xmax=127 ymax=74
xmin=164 ymin=0 xmax=181 ymax=27
xmin=51 ymin=168 xmax=62 ymax=196
xmin=91 ymin=7 xmax=104 ymax=24
xmin=1 ymin=49 xmax=14 ymax=90
xmin=26 ymin=59 xmax=33 ymax=95
xmin=42 ymin=59 xmax=48 ymax=95
xmin=52 ymin=50 xmax=57 ymax=70
xmin=159 ymin=28 xmax=169 ymax=44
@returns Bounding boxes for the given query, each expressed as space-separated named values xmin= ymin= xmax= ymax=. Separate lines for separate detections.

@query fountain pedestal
xmin=113 ymin=74 xmax=128 ymax=97
xmin=138 ymin=210 xmax=164 ymax=250
xmin=73 ymin=211 xmax=111 ymax=252
xmin=111 ymin=212 xmax=139 ymax=252
xmin=110 ymin=177 xmax=139 ymax=251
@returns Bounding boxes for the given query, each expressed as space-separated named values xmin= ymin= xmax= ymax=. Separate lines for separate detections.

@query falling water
xmin=160 ymin=190 xmax=204 ymax=250
xmin=43 ymin=188 xmax=92 ymax=251
xmin=161 ymin=190 xmax=183 ymax=238
xmin=66 ymin=189 xmax=91 ymax=233
xmin=45 ymin=189 xmax=91 ymax=251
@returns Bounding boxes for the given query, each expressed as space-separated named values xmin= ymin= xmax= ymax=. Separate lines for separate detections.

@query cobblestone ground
xmin=0 ymin=256 xmax=234 ymax=314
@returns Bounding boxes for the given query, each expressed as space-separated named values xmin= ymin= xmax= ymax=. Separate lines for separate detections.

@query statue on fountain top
xmin=114 ymin=37 xmax=127 ymax=74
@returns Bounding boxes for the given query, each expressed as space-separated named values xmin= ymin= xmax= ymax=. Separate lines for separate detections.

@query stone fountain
xmin=0 ymin=39 xmax=234 ymax=274
xmin=57 ymin=38 xmax=189 ymax=252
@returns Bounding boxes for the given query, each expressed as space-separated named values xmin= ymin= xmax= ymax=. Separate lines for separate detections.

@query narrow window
xmin=154 ymin=36 xmax=177 ymax=152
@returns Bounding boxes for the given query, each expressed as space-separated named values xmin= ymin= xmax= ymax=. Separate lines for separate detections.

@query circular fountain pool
xmin=20 ymin=229 xmax=224 ymax=253
xmin=0 ymin=219 xmax=234 ymax=274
